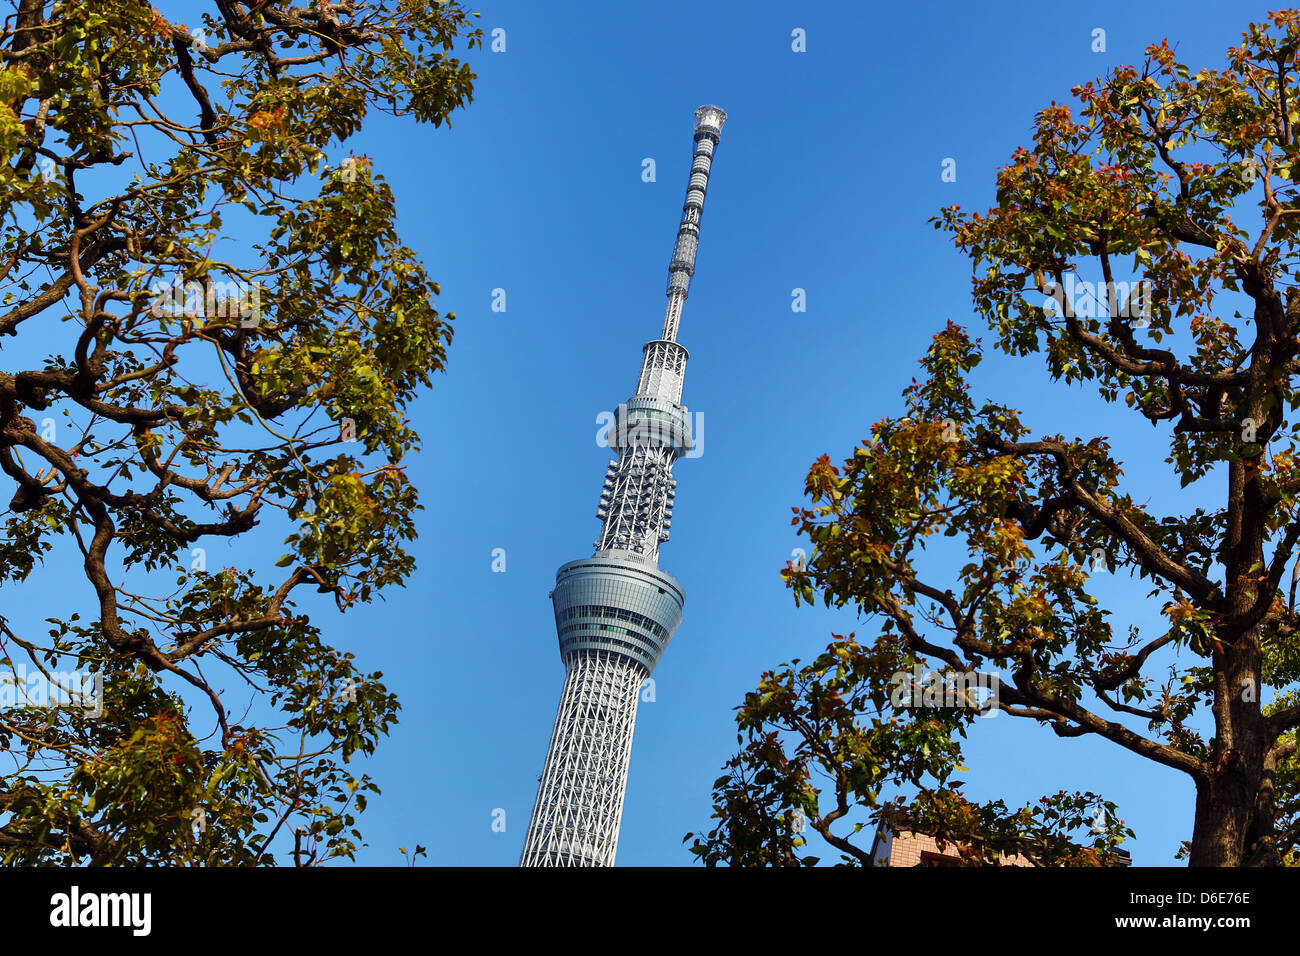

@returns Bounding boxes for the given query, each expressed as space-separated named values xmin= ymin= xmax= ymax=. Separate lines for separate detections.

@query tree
xmin=689 ymin=12 xmax=1300 ymax=867
xmin=0 ymin=0 xmax=480 ymax=864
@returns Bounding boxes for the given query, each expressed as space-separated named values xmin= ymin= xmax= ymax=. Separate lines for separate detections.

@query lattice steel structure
xmin=520 ymin=105 xmax=727 ymax=867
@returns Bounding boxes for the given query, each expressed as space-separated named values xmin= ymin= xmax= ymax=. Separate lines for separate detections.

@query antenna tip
xmin=694 ymin=105 xmax=727 ymax=131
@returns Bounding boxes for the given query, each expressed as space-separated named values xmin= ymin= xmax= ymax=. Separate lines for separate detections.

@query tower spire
xmin=519 ymin=106 xmax=727 ymax=867
xmin=661 ymin=105 xmax=727 ymax=343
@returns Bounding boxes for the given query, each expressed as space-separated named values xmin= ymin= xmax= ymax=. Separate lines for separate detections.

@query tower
xmin=519 ymin=105 xmax=727 ymax=867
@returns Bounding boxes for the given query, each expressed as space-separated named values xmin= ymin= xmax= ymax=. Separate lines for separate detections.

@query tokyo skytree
xmin=519 ymin=105 xmax=728 ymax=867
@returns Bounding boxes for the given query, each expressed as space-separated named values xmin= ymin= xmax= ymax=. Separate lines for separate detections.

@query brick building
xmin=868 ymin=829 xmax=1131 ymax=866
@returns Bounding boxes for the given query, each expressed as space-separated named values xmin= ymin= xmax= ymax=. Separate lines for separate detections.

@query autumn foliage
xmin=0 ymin=1 xmax=479 ymax=863
xmin=691 ymin=12 xmax=1300 ymax=866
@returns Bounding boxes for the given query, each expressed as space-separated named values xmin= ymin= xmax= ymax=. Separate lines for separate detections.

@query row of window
xmin=559 ymin=621 xmax=654 ymax=645
xmin=560 ymin=632 xmax=653 ymax=666
xmin=558 ymin=604 xmax=669 ymax=640
xmin=620 ymin=407 xmax=686 ymax=425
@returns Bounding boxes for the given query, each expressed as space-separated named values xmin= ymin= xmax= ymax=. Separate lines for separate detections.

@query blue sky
xmin=6 ymin=0 xmax=1279 ymax=865
xmin=343 ymin=0 xmax=1266 ymax=866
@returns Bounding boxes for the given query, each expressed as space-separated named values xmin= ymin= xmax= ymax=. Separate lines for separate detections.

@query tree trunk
xmin=1194 ymin=420 xmax=1271 ymax=866
xmin=1187 ymin=636 xmax=1269 ymax=866
xmin=1189 ymin=771 xmax=1257 ymax=865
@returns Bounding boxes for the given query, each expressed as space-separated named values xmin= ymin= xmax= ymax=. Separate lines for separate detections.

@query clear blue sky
xmin=10 ymin=0 xmax=1275 ymax=865
xmin=349 ymin=0 xmax=1264 ymax=866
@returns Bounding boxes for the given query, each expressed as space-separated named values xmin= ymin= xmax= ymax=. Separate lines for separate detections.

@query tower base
xmin=519 ymin=649 xmax=647 ymax=867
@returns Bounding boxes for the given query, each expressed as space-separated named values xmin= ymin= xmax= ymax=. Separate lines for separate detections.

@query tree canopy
xmin=690 ymin=11 xmax=1300 ymax=867
xmin=0 ymin=0 xmax=479 ymax=864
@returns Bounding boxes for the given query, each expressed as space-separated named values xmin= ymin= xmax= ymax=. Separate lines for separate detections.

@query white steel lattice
xmin=596 ymin=445 xmax=677 ymax=558
xmin=636 ymin=340 xmax=689 ymax=405
xmin=519 ymin=650 xmax=648 ymax=867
